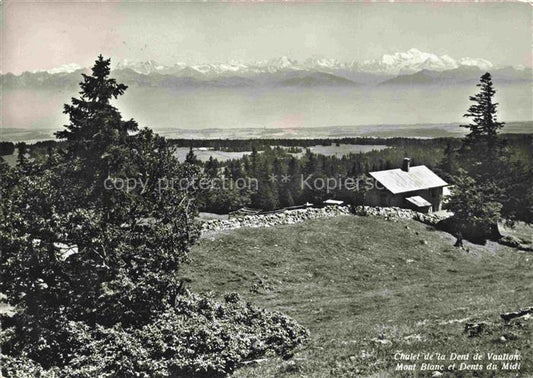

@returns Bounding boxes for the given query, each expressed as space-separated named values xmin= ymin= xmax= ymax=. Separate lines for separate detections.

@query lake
xmin=1 ymin=84 xmax=531 ymax=142
xmin=174 ymin=144 xmax=389 ymax=162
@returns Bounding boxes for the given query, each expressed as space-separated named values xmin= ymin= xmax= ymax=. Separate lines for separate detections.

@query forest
xmin=180 ymin=134 xmax=531 ymax=217
xmin=5 ymin=133 xmax=532 ymax=220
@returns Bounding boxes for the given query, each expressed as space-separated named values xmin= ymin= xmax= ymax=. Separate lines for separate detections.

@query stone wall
xmin=201 ymin=206 xmax=351 ymax=235
xmin=350 ymin=206 xmax=450 ymax=226
xmin=200 ymin=205 xmax=451 ymax=236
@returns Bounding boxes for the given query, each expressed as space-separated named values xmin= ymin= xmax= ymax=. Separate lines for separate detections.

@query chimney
xmin=402 ymin=158 xmax=411 ymax=172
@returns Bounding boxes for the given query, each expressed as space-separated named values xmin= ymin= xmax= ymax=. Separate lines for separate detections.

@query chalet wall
xmin=365 ymin=186 xmax=444 ymax=212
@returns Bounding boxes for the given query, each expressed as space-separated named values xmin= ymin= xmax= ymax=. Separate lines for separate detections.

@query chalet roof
xmin=369 ymin=165 xmax=448 ymax=194
xmin=405 ymin=195 xmax=432 ymax=208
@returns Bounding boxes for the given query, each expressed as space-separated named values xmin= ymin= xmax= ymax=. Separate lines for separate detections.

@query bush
xmin=1 ymin=292 xmax=308 ymax=377
xmin=444 ymin=171 xmax=502 ymax=243
xmin=436 ymin=216 xmax=500 ymax=244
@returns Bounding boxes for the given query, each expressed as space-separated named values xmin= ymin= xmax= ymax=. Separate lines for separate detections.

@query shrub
xmin=1 ymin=292 xmax=308 ymax=377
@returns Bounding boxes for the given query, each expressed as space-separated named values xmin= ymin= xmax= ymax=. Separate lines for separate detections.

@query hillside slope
xmin=183 ymin=216 xmax=532 ymax=377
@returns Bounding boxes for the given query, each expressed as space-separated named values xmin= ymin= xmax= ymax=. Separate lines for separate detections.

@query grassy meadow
xmin=182 ymin=216 xmax=532 ymax=377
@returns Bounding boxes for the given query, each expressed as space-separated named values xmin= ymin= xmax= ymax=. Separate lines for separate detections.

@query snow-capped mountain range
xmin=4 ymin=48 xmax=527 ymax=90
xmin=45 ymin=63 xmax=84 ymax=75
xmin=357 ymin=48 xmax=494 ymax=74
xmin=36 ymin=48 xmax=500 ymax=76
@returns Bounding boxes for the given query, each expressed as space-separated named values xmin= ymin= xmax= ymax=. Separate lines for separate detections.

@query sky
xmin=1 ymin=1 xmax=531 ymax=74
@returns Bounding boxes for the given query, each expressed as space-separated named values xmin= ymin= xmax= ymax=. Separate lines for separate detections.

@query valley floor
xmin=182 ymin=215 xmax=532 ymax=377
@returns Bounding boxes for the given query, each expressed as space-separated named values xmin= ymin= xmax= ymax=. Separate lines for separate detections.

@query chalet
xmin=366 ymin=158 xmax=448 ymax=213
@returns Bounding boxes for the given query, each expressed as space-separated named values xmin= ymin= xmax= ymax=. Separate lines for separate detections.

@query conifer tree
xmin=448 ymin=73 xmax=507 ymax=240
xmin=461 ymin=72 xmax=504 ymax=149
xmin=15 ymin=142 xmax=27 ymax=165
xmin=185 ymin=146 xmax=198 ymax=164
xmin=56 ymin=55 xmax=139 ymax=201
xmin=438 ymin=141 xmax=459 ymax=181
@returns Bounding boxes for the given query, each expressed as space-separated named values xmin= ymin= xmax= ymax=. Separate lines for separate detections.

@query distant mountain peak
xmin=359 ymin=48 xmax=494 ymax=74
xmin=458 ymin=57 xmax=493 ymax=70
xmin=303 ymin=57 xmax=342 ymax=69
xmin=113 ymin=59 xmax=166 ymax=74
xmin=33 ymin=63 xmax=83 ymax=75
xmin=263 ymin=56 xmax=299 ymax=70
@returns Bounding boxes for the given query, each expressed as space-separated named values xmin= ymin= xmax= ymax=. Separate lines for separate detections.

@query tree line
xmin=187 ymin=132 xmax=531 ymax=222
xmin=168 ymin=136 xmax=459 ymax=152
xmin=6 ymin=132 xmax=532 ymax=222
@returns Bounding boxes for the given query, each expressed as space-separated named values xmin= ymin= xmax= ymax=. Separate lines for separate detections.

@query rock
xmin=464 ymin=322 xmax=487 ymax=337
xmin=371 ymin=337 xmax=391 ymax=345
xmin=500 ymin=306 xmax=533 ymax=323
xmin=499 ymin=235 xmax=523 ymax=248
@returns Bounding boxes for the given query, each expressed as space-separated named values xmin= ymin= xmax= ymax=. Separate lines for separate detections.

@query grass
xmin=182 ymin=215 xmax=532 ymax=377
